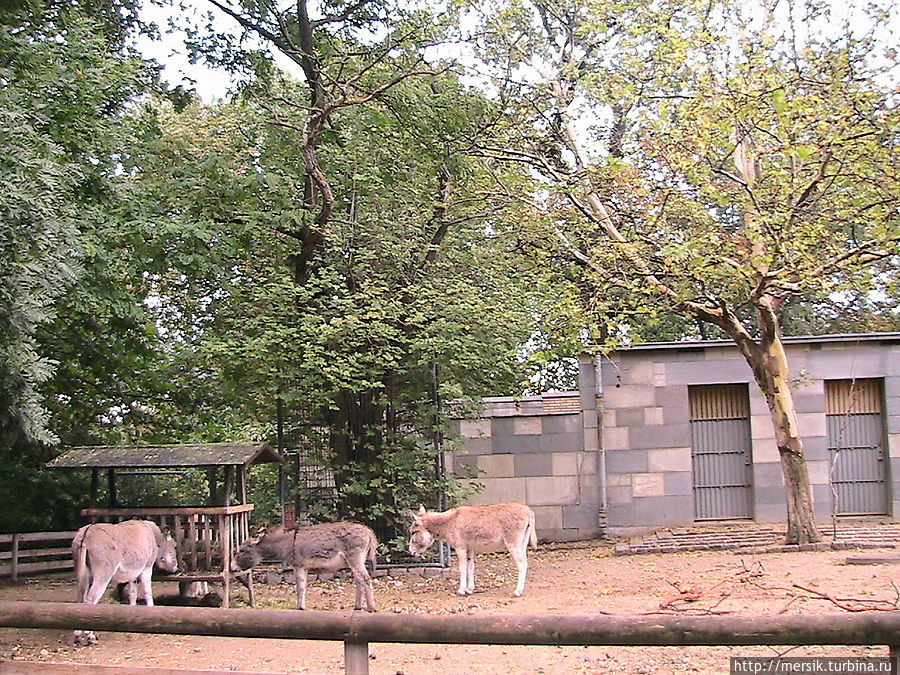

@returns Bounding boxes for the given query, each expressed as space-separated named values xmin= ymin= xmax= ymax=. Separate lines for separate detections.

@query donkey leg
xmin=295 ymin=567 xmax=308 ymax=610
xmin=76 ymin=573 xmax=113 ymax=645
xmin=466 ymin=552 xmax=476 ymax=594
xmin=126 ymin=580 xmax=138 ymax=605
xmin=138 ymin=568 xmax=154 ymax=606
xmin=350 ymin=563 xmax=377 ymax=612
xmin=455 ymin=547 xmax=470 ymax=596
xmin=509 ymin=545 xmax=528 ymax=597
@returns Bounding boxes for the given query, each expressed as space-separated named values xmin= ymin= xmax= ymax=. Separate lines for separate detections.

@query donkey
xmin=408 ymin=501 xmax=537 ymax=597
xmin=231 ymin=522 xmax=378 ymax=612
xmin=71 ymin=519 xmax=179 ymax=645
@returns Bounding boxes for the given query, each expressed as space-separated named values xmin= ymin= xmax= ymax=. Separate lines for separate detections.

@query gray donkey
xmin=231 ymin=522 xmax=378 ymax=611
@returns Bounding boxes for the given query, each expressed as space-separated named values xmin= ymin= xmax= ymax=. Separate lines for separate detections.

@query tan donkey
xmin=408 ymin=501 xmax=537 ymax=597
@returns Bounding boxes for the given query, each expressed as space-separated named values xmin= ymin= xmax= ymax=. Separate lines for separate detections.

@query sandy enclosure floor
xmin=2 ymin=541 xmax=899 ymax=674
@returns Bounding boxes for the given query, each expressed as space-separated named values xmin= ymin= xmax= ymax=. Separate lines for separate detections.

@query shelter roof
xmin=46 ymin=442 xmax=283 ymax=470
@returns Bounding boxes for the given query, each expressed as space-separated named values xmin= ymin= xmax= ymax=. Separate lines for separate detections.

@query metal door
xmin=690 ymin=384 xmax=754 ymax=520
xmin=827 ymin=379 xmax=888 ymax=516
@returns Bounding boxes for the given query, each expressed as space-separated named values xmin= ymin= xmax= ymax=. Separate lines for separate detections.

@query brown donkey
xmin=408 ymin=501 xmax=537 ymax=597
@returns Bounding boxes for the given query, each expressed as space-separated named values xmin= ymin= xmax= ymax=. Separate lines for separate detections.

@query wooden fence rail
xmin=1 ymin=601 xmax=900 ymax=675
xmin=0 ymin=533 xmax=76 ymax=581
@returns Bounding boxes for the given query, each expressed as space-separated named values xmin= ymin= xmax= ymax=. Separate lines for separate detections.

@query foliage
xmin=460 ymin=0 xmax=899 ymax=542
xmin=464 ymin=0 xmax=899 ymax=343
xmin=0 ymin=0 xmax=155 ymax=530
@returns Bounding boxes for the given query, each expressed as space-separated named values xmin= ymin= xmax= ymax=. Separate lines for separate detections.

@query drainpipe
xmin=594 ymin=354 xmax=608 ymax=536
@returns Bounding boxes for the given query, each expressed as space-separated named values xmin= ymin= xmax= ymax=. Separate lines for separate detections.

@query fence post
xmin=10 ymin=534 xmax=19 ymax=583
xmin=344 ymin=640 xmax=369 ymax=675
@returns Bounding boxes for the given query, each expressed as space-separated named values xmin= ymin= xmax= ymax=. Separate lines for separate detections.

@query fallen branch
xmin=657 ymin=561 xmax=764 ymax=613
xmin=791 ymin=584 xmax=899 ymax=612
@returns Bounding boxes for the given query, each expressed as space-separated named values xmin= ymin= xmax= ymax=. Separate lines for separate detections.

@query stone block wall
xmin=600 ymin=335 xmax=900 ymax=534
xmin=449 ymin=334 xmax=900 ymax=541
xmin=448 ymin=355 xmax=603 ymax=541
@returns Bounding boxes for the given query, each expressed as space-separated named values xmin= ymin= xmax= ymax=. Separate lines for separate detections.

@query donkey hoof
xmin=513 ymin=589 xmax=524 ymax=597
xmin=457 ymin=590 xmax=470 ymax=597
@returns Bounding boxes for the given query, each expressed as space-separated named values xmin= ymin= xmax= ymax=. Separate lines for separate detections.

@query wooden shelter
xmin=47 ymin=443 xmax=283 ymax=608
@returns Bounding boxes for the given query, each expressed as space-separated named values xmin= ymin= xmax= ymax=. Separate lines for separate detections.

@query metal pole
xmin=277 ymin=396 xmax=286 ymax=526
xmin=432 ymin=360 xmax=450 ymax=568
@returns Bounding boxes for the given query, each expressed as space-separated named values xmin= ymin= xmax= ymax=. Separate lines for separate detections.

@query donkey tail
xmin=368 ymin=531 xmax=378 ymax=572
xmin=528 ymin=509 xmax=538 ymax=549
xmin=71 ymin=527 xmax=91 ymax=602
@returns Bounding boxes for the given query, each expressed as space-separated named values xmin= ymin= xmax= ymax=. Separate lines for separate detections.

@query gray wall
xmin=448 ymin=356 xmax=603 ymax=541
xmin=451 ymin=334 xmax=900 ymax=540
xmin=600 ymin=335 xmax=900 ymax=534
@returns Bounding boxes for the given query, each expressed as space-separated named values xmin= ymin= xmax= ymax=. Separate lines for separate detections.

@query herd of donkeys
xmin=70 ymin=501 xmax=538 ymax=646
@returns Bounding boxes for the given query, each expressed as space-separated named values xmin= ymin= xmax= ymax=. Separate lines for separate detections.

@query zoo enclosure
xmin=1 ymin=600 xmax=900 ymax=675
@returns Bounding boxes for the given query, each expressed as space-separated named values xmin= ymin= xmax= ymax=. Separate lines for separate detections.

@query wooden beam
xmin=0 ymin=662 xmax=287 ymax=675
xmin=207 ymin=468 xmax=217 ymax=507
xmin=2 ymin=601 xmax=900 ymax=648
xmin=237 ymin=467 xmax=247 ymax=505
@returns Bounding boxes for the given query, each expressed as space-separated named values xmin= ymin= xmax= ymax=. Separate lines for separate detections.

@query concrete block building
xmin=449 ymin=333 xmax=900 ymax=540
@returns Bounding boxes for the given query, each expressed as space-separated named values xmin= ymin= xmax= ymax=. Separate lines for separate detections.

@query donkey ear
xmin=417 ymin=504 xmax=427 ymax=515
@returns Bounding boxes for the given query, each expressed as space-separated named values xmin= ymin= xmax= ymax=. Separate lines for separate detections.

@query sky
xmin=136 ymin=0 xmax=240 ymax=102
xmin=137 ymin=0 xmax=899 ymax=104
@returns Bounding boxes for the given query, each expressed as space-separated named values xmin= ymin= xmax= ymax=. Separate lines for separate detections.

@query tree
xmin=0 ymin=0 xmax=153 ymax=530
xmin=465 ymin=0 xmax=900 ymax=543
xmin=104 ymin=77 xmax=554 ymax=543
xmin=153 ymin=0 xmax=569 ymax=541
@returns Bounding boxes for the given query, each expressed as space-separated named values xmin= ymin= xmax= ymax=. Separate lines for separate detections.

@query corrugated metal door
xmin=827 ymin=379 xmax=888 ymax=516
xmin=690 ymin=384 xmax=754 ymax=520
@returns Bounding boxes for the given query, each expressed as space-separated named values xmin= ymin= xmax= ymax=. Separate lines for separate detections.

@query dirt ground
xmin=1 ymin=540 xmax=899 ymax=674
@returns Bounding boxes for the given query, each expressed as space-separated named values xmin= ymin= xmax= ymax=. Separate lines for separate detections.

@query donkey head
xmin=407 ymin=505 xmax=434 ymax=557
xmin=230 ymin=525 xmax=269 ymax=572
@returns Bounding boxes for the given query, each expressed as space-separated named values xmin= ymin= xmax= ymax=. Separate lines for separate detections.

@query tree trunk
xmin=722 ymin=310 xmax=821 ymax=545
xmin=328 ymin=388 xmax=386 ymax=521
xmin=765 ymin=334 xmax=820 ymax=543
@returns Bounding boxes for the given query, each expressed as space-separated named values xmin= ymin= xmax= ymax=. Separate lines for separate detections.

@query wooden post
xmin=344 ymin=641 xmax=369 ymax=675
xmin=236 ymin=467 xmax=247 ymax=505
xmin=223 ymin=467 xmax=235 ymax=507
xmin=89 ymin=470 xmax=99 ymax=510
xmin=107 ymin=469 xmax=118 ymax=508
xmin=220 ymin=514 xmax=230 ymax=610
xmin=187 ymin=514 xmax=198 ymax=572
xmin=10 ymin=534 xmax=19 ymax=583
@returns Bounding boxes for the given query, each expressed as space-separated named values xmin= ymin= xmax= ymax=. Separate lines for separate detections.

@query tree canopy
xmin=0 ymin=0 xmax=897 ymax=540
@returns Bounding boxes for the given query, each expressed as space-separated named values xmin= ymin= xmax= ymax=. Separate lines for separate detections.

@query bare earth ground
xmin=2 ymin=541 xmax=899 ymax=674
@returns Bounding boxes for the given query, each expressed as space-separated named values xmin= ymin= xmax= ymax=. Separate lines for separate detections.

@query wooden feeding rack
xmin=47 ymin=442 xmax=283 ymax=608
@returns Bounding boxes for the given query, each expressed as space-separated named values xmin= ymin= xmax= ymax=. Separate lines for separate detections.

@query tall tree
xmin=165 ymin=0 xmax=562 ymax=538
xmin=465 ymin=0 xmax=900 ymax=543
xmin=0 ymin=0 xmax=152 ymax=529
xmin=110 ymin=81 xmax=552 ymax=541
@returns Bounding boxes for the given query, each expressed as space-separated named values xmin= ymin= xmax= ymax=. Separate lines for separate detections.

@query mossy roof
xmin=46 ymin=442 xmax=282 ymax=469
